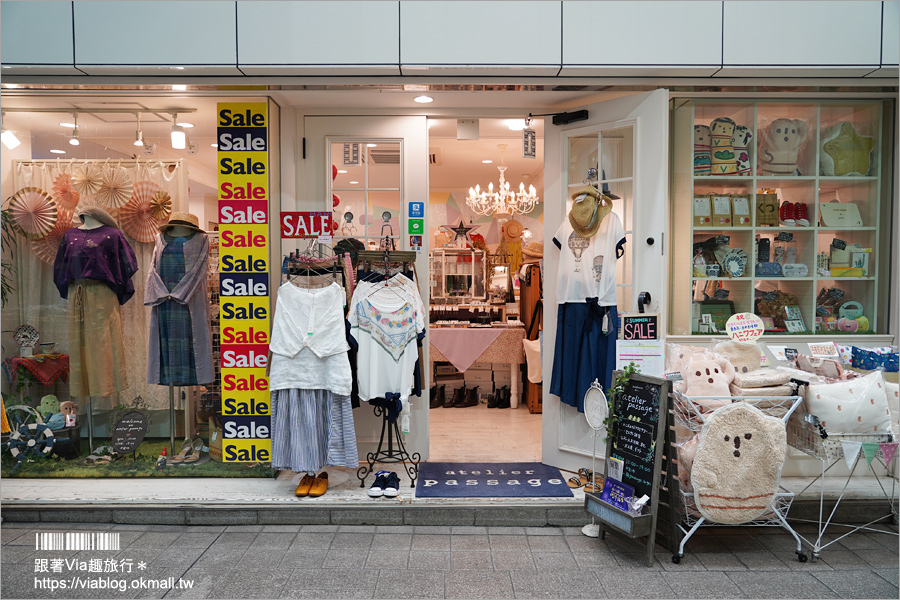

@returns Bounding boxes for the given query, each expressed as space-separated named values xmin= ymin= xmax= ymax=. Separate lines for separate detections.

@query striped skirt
xmin=270 ymin=389 xmax=358 ymax=473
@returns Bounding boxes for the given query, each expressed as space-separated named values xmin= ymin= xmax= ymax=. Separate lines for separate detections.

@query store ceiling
xmin=2 ymin=87 xmax=625 ymax=200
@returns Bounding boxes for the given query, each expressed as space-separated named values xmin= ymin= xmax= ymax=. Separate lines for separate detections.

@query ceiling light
xmin=50 ymin=149 xmax=66 ymax=154
xmin=68 ymin=114 xmax=80 ymax=146
xmin=177 ymin=122 xmax=194 ymax=128
xmin=467 ymin=144 xmax=539 ymax=216
xmin=171 ymin=114 xmax=186 ymax=149
xmin=172 ymin=84 xmax=187 ymax=91
xmin=1 ymin=129 xmax=21 ymax=149
xmin=414 ymin=95 xmax=434 ymax=103
xmin=337 ymin=169 xmax=348 ymax=174
xmin=211 ymin=143 xmax=218 ymax=148
xmin=133 ymin=113 xmax=144 ymax=146
xmin=349 ymin=181 xmax=359 ymax=185
xmin=59 ymin=121 xmax=76 ymax=128
xmin=481 ymin=160 xmax=493 ymax=164
xmin=366 ymin=143 xmax=377 ymax=148
xmin=507 ymin=119 xmax=528 ymax=131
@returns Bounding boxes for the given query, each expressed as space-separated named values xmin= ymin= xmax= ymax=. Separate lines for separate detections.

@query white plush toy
xmin=709 ymin=118 xmax=737 ymax=174
xmin=759 ymin=118 xmax=809 ymax=176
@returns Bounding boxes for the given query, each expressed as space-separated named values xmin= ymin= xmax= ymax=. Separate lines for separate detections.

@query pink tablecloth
xmin=429 ymin=327 xmax=525 ymax=372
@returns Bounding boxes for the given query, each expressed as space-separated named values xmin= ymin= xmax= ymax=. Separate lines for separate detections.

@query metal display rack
xmin=786 ymin=412 xmax=899 ymax=560
xmin=671 ymin=391 xmax=808 ymax=563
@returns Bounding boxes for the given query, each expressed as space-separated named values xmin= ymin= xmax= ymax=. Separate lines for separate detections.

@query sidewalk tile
xmin=727 ymin=570 xmax=838 ymax=599
xmin=450 ymin=550 xmax=492 ymax=570
xmin=408 ymin=550 xmax=450 ymax=570
xmin=366 ymin=549 xmax=409 ymax=569
xmin=412 ymin=534 xmax=451 ymax=551
xmin=371 ymin=533 xmax=413 ymax=551
xmin=375 ymin=569 xmax=444 ymax=599
xmin=445 ymin=571 xmax=514 ymax=599
xmin=450 ymin=535 xmax=490 ymax=551
xmin=533 ymin=552 xmax=578 ymax=571
xmin=813 ymin=570 xmax=899 ymax=599
xmin=598 ymin=571 xmax=673 ymax=598
xmin=665 ymin=571 xmax=746 ymax=598
xmin=322 ymin=548 xmax=369 ymax=569
xmin=491 ymin=551 xmax=536 ymax=571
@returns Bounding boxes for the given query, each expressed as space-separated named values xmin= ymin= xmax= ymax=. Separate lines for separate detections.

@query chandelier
xmin=466 ymin=144 xmax=539 ymax=216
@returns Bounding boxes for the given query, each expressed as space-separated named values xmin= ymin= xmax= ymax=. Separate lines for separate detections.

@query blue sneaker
xmin=368 ymin=471 xmax=391 ymax=497
xmin=383 ymin=472 xmax=401 ymax=498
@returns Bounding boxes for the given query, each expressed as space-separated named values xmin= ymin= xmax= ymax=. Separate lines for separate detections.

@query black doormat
xmin=415 ymin=462 xmax=574 ymax=498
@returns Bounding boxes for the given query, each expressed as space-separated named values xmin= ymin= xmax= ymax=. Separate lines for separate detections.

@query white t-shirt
xmin=268 ymin=282 xmax=352 ymax=395
xmin=552 ymin=212 xmax=625 ymax=306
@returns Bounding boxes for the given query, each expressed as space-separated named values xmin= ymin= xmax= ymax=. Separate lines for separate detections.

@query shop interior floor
xmin=429 ymin=401 xmax=542 ymax=462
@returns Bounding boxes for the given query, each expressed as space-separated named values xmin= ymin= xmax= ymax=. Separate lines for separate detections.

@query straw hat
xmin=568 ymin=186 xmax=612 ymax=238
xmin=522 ymin=241 xmax=543 ymax=258
xmin=160 ymin=211 xmax=202 ymax=232
xmin=76 ymin=205 xmax=119 ymax=229
xmin=502 ymin=219 xmax=524 ymax=243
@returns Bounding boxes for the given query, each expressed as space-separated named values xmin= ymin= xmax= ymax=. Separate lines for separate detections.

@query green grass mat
xmin=1 ymin=438 xmax=270 ymax=478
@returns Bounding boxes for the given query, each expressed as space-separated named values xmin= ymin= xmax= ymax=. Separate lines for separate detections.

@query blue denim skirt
xmin=549 ymin=301 xmax=618 ymax=413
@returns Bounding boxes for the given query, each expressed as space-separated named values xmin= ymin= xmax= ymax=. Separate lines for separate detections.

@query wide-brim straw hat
xmin=569 ymin=186 xmax=613 ymax=238
xmin=502 ymin=219 xmax=524 ymax=243
xmin=160 ymin=211 xmax=202 ymax=232
xmin=76 ymin=205 xmax=119 ymax=229
xmin=522 ymin=241 xmax=543 ymax=258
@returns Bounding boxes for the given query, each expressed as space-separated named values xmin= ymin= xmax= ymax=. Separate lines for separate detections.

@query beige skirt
xmin=67 ymin=279 xmax=128 ymax=397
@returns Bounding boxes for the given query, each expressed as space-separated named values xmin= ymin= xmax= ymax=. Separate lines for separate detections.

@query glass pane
xmin=600 ymin=127 xmax=633 ymax=179
xmin=367 ymin=191 xmax=401 ymax=237
xmin=331 ymin=143 xmax=365 ymax=190
xmin=334 ymin=190 xmax=366 ymax=237
xmin=366 ymin=142 xmax=401 ymax=188
xmin=567 ymin=133 xmax=599 ymax=194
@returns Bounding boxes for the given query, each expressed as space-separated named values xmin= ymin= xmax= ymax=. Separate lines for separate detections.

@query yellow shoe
xmin=308 ymin=472 xmax=329 ymax=497
xmin=294 ymin=474 xmax=315 ymax=497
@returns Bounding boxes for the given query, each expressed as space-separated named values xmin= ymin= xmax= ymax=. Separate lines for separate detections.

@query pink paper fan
xmin=96 ymin=167 xmax=133 ymax=208
xmin=72 ymin=164 xmax=103 ymax=196
xmin=52 ymin=173 xmax=81 ymax=210
xmin=31 ymin=208 xmax=74 ymax=264
xmin=9 ymin=187 xmax=58 ymax=239
xmin=121 ymin=182 xmax=165 ymax=243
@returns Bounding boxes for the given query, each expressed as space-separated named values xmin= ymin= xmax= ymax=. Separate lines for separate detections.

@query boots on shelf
xmin=455 ymin=385 xmax=478 ymax=407
xmin=445 ymin=385 xmax=463 ymax=408
xmin=430 ymin=385 xmax=445 ymax=409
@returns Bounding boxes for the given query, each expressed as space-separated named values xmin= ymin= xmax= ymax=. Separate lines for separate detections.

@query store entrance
xmin=426 ymin=118 xmax=545 ymax=462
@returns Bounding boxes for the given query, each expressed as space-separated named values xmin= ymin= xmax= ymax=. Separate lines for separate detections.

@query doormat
xmin=415 ymin=462 xmax=574 ymax=498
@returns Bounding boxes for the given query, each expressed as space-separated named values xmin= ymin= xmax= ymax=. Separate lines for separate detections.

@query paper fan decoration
xmin=51 ymin=173 xmax=81 ymax=210
xmin=96 ymin=167 xmax=133 ymax=208
xmin=121 ymin=182 xmax=166 ymax=242
xmin=72 ymin=164 xmax=103 ymax=196
xmin=9 ymin=187 xmax=58 ymax=239
xmin=149 ymin=190 xmax=172 ymax=220
xmin=31 ymin=208 xmax=73 ymax=264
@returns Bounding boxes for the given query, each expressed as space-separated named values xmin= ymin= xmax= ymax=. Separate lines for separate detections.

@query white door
xmin=541 ymin=89 xmax=669 ymax=473
xmin=298 ymin=115 xmax=430 ymax=460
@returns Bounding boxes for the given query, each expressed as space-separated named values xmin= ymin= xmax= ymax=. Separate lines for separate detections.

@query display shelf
xmin=673 ymin=99 xmax=887 ymax=336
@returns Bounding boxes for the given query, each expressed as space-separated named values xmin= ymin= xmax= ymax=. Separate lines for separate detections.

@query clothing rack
xmin=355 ymin=241 xmax=422 ymax=488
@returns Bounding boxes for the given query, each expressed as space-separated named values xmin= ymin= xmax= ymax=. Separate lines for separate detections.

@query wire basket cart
xmin=670 ymin=391 xmax=808 ymax=564
xmin=786 ymin=411 xmax=899 ymax=560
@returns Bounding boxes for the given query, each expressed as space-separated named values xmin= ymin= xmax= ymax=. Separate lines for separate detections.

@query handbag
xmin=523 ymin=298 xmax=543 ymax=384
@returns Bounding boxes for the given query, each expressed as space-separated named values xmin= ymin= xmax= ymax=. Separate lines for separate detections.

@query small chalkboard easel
xmin=584 ymin=372 xmax=674 ymax=567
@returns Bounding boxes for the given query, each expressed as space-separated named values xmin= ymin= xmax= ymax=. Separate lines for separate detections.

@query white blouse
xmin=269 ymin=282 xmax=351 ymax=395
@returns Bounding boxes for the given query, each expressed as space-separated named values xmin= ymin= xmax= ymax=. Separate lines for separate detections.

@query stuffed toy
xmin=691 ymin=402 xmax=787 ymax=524
xmin=46 ymin=400 xmax=79 ymax=430
xmin=759 ymin=118 xmax=809 ymax=176
xmin=680 ymin=356 xmax=735 ymax=412
xmin=820 ymin=122 xmax=876 ymax=176
xmin=60 ymin=401 xmax=78 ymax=415
xmin=693 ymin=125 xmax=712 ymax=176
xmin=713 ymin=340 xmax=762 ymax=374
xmin=709 ymin=118 xmax=737 ymax=174
xmin=731 ymin=125 xmax=753 ymax=176
xmin=39 ymin=394 xmax=60 ymax=419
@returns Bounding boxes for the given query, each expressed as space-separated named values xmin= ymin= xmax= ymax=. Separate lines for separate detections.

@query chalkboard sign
xmin=111 ymin=411 xmax=149 ymax=455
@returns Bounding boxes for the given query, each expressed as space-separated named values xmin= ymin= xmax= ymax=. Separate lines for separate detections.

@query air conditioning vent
xmin=429 ymin=148 xmax=442 ymax=165
xmin=370 ymin=149 xmax=400 ymax=165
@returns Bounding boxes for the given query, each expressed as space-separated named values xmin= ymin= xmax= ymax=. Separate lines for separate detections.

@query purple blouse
xmin=53 ymin=226 xmax=139 ymax=305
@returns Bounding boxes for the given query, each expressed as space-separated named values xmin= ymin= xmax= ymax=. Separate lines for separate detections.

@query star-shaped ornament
xmin=447 ymin=220 xmax=478 ymax=247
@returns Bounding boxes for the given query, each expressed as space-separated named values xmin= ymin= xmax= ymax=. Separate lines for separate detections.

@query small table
xmin=3 ymin=355 xmax=70 ymax=402
xmin=429 ymin=327 xmax=526 ymax=407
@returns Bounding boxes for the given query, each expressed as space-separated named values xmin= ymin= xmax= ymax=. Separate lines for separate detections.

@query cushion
xmin=836 ymin=344 xmax=853 ymax=365
xmin=851 ymin=346 xmax=899 ymax=373
xmin=886 ymin=380 xmax=899 ymax=436
xmin=730 ymin=383 xmax=794 ymax=397
xmin=666 ymin=343 xmax=714 ymax=374
xmin=713 ymin=340 xmax=763 ymax=374
xmin=691 ymin=402 xmax=787 ymax=524
xmin=806 ymin=370 xmax=893 ymax=435
xmin=732 ymin=368 xmax=791 ymax=389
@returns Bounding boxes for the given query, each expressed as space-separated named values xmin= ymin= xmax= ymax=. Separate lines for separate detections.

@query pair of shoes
xmin=779 ymin=202 xmax=809 ymax=226
xmin=430 ymin=385 xmax=445 ymax=409
xmin=295 ymin=472 xmax=329 ymax=497
xmin=795 ymin=203 xmax=810 ymax=226
xmin=494 ymin=386 xmax=511 ymax=409
xmin=170 ymin=438 xmax=203 ymax=464
xmin=368 ymin=471 xmax=401 ymax=498
xmin=487 ymin=393 xmax=498 ymax=409
xmin=444 ymin=385 xmax=462 ymax=408
xmin=567 ymin=468 xmax=593 ymax=489
xmin=454 ymin=385 xmax=478 ymax=407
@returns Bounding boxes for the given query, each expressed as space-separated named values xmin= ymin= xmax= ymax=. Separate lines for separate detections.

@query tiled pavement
xmin=1 ymin=522 xmax=897 ymax=599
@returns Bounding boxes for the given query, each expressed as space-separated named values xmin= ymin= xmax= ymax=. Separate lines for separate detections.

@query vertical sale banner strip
xmin=218 ymin=103 xmax=271 ymax=463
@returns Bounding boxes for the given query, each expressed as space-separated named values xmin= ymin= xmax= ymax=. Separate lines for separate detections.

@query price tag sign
xmin=776 ymin=232 xmax=794 ymax=242
xmin=831 ymin=238 xmax=847 ymax=250
xmin=715 ymin=235 xmax=730 ymax=245
xmin=725 ymin=312 xmax=765 ymax=342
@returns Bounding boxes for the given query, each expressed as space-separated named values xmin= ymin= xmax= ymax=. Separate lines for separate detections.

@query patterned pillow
xmin=886 ymin=380 xmax=899 ymax=436
xmin=806 ymin=371 xmax=893 ymax=435
xmin=835 ymin=344 xmax=853 ymax=365
xmin=851 ymin=346 xmax=899 ymax=372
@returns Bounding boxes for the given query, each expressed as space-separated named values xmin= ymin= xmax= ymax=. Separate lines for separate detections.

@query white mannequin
xmin=78 ymin=214 xmax=104 ymax=230
xmin=166 ymin=225 xmax=194 ymax=238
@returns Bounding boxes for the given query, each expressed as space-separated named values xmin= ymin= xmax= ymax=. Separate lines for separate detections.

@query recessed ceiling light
xmin=414 ymin=95 xmax=434 ymax=103
xmin=366 ymin=143 xmax=377 ymax=148
xmin=349 ymin=181 xmax=359 ymax=184
xmin=50 ymin=149 xmax=66 ymax=154
xmin=337 ymin=169 xmax=348 ymax=174
xmin=177 ymin=122 xmax=194 ymax=128
xmin=482 ymin=160 xmax=493 ymax=164
xmin=211 ymin=143 xmax=218 ymax=148
xmin=172 ymin=84 xmax=187 ymax=91
xmin=59 ymin=121 xmax=76 ymax=128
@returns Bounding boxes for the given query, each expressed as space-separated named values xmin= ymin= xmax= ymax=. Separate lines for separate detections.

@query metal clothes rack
xmin=671 ymin=391 xmax=809 ymax=564
xmin=355 ymin=241 xmax=421 ymax=488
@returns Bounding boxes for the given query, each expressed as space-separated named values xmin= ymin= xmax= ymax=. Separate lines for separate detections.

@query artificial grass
xmin=1 ymin=438 xmax=271 ymax=478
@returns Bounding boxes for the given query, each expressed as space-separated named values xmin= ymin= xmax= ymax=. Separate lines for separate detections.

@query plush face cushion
xmin=713 ymin=340 xmax=763 ymax=374
xmin=806 ymin=371 xmax=893 ymax=435
xmin=732 ymin=368 xmax=792 ymax=389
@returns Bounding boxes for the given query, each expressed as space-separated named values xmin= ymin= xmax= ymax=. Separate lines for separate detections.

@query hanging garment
xmin=552 ymin=212 xmax=625 ymax=306
xmin=53 ymin=225 xmax=138 ymax=305
xmin=270 ymin=389 xmax=358 ymax=473
xmin=66 ymin=279 xmax=129 ymax=397
xmin=145 ymin=231 xmax=214 ymax=385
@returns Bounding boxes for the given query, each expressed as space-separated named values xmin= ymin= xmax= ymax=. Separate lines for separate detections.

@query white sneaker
xmin=368 ymin=471 xmax=390 ymax=497
xmin=383 ymin=472 xmax=401 ymax=498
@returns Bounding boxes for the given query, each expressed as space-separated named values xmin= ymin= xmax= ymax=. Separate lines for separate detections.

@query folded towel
xmin=732 ymin=368 xmax=792 ymax=389
xmin=730 ymin=383 xmax=794 ymax=397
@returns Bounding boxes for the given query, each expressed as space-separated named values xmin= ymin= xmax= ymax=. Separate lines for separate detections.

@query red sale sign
xmin=280 ymin=212 xmax=332 ymax=238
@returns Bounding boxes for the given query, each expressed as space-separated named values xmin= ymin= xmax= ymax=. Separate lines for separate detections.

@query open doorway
xmin=426 ymin=118 xmax=545 ymax=462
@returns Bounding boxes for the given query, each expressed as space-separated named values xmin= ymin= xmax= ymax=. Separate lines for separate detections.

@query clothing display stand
xmin=356 ymin=403 xmax=421 ymax=488
xmin=168 ymin=384 xmax=176 ymax=458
